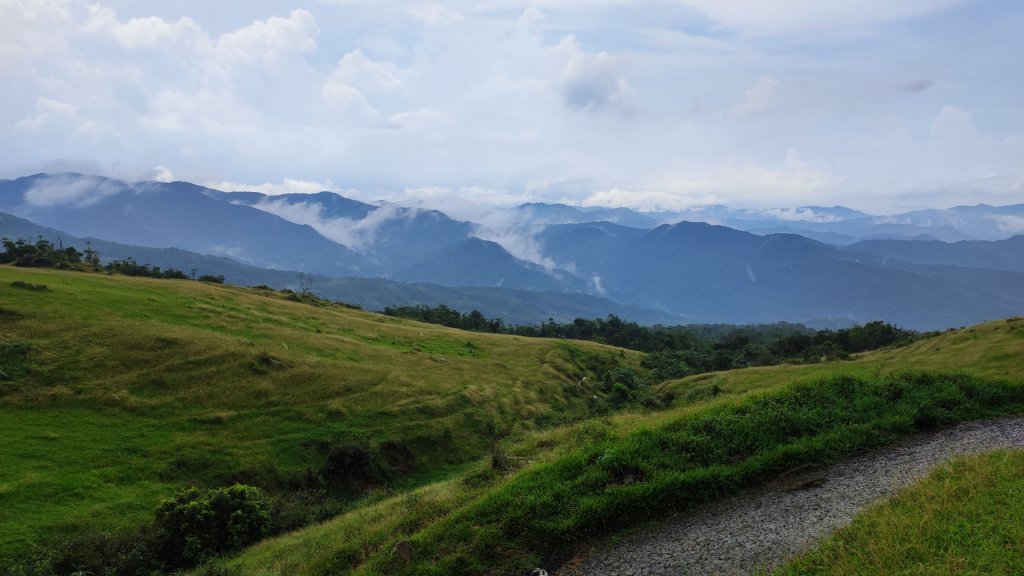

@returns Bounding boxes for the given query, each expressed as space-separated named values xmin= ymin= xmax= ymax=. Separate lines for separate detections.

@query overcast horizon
xmin=2 ymin=0 xmax=1022 ymax=214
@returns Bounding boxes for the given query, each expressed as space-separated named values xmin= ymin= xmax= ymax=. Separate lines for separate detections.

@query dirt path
xmin=556 ymin=416 xmax=1024 ymax=576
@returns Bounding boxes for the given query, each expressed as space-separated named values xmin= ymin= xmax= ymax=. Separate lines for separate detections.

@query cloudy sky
xmin=1 ymin=0 xmax=1021 ymax=213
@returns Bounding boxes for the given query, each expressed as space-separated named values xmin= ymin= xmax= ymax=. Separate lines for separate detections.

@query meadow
xmin=2 ymin=265 xmax=1022 ymax=575
xmin=0 ymin=267 xmax=639 ymax=560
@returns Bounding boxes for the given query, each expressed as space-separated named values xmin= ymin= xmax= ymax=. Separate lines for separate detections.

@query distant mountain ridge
xmin=0 ymin=210 xmax=683 ymax=325
xmin=1 ymin=172 xmax=1022 ymax=330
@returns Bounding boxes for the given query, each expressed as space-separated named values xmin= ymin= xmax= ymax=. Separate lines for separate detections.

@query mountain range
xmin=1 ymin=172 xmax=1022 ymax=330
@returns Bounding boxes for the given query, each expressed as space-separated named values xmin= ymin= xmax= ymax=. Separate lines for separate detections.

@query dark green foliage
xmin=322 ymin=442 xmax=379 ymax=487
xmin=384 ymin=305 xmax=919 ymax=382
xmin=153 ymin=484 xmax=271 ymax=566
xmin=198 ymin=274 xmax=226 ymax=284
xmin=3 ymin=485 xmax=273 ymax=575
xmin=0 ymin=341 xmax=33 ymax=381
xmin=9 ymin=280 xmax=48 ymax=291
xmin=376 ymin=371 xmax=1024 ymax=575
xmin=106 ymin=257 xmax=189 ymax=279
xmin=1 ymin=237 xmax=83 ymax=269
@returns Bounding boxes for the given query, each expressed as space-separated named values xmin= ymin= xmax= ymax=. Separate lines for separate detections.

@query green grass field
xmin=0 ymin=267 xmax=641 ymax=558
xmin=775 ymin=449 xmax=1024 ymax=575
xmin=2 ymin=266 xmax=1022 ymax=575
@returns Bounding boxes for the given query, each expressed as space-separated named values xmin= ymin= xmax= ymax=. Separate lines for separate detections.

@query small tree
xmin=297 ymin=272 xmax=313 ymax=296
xmin=154 ymin=484 xmax=270 ymax=566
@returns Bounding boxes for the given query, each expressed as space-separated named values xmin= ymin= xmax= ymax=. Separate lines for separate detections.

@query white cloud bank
xmin=0 ymin=0 xmax=1021 ymax=214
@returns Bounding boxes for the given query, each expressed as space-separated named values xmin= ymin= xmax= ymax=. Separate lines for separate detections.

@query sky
xmin=1 ymin=0 xmax=1022 ymax=214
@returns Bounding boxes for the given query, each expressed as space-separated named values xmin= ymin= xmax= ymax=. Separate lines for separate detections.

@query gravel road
xmin=556 ymin=416 xmax=1024 ymax=576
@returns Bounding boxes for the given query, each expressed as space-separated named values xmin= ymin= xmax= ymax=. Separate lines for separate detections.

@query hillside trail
xmin=555 ymin=416 xmax=1024 ymax=576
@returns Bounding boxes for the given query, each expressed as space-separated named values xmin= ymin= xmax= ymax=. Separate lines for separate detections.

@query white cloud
xmin=759 ymin=207 xmax=844 ymax=223
xmin=16 ymin=97 xmax=79 ymax=129
xmin=331 ymin=50 xmax=404 ymax=94
xmin=991 ymin=214 xmax=1024 ymax=234
xmin=555 ymin=36 xmax=627 ymax=110
xmin=676 ymin=0 xmax=963 ymax=36
xmin=151 ymin=166 xmax=174 ymax=182
xmin=208 ymin=178 xmax=338 ymax=195
xmin=582 ymin=150 xmax=839 ymax=210
xmin=930 ymin=105 xmax=973 ymax=139
xmin=408 ymin=4 xmax=464 ymax=25
xmin=81 ymin=6 xmax=203 ymax=50
xmin=582 ymin=188 xmax=724 ymax=212
xmin=728 ymin=77 xmax=779 ymax=117
xmin=0 ymin=0 xmax=1020 ymax=217
xmin=23 ymin=174 xmax=124 ymax=208
xmin=215 ymin=9 xmax=318 ymax=69
xmin=519 ymin=6 xmax=546 ymax=25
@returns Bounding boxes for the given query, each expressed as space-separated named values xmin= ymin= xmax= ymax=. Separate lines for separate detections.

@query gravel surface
xmin=556 ymin=416 xmax=1024 ymax=576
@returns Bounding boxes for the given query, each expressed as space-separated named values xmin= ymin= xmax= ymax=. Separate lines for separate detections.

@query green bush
xmin=154 ymin=484 xmax=270 ymax=566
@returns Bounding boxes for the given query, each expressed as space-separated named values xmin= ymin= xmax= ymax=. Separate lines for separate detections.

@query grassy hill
xmin=655 ymin=317 xmax=1024 ymax=400
xmin=209 ymin=320 xmax=1024 ymax=575
xmin=2 ymin=265 xmax=1022 ymax=575
xmin=0 ymin=266 xmax=641 ymax=559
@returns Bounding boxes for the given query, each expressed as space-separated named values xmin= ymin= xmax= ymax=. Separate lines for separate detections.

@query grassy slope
xmin=656 ymin=317 xmax=1024 ymax=399
xmin=0 ymin=267 xmax=641 ymax=556
xmin=775 ymin=449 xmax=1024 ymax=575
xmin=215 ymin=320 xmax=1024 ymax=576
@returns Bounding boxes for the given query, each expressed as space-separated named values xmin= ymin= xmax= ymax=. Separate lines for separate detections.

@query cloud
xmin=582 ymin=188 xmax=724 ymax=212
xmin=330 ymin=50 xmax=404 ymax=94
xmin=408 ymin=4 xmax=464 ymax=25
xmin=16 ymin=97 xmax=79 ymax=129
xmin=151 ymin=166 xmax=175 ymax=182
xmin=930 ymin=105 xmax=973 ymax=139
xmin=82 ymin=6 xmax=203 ymax=50
xmin=208 ymin=178 xmax=338 ymax=195
xmin=582 ymin=149 xmax=839 ymax=210
xmin=23 ymin=174 xmax=125 ymax=208
xmin=0 ymin=0 xmax=1020 ymax=217
xmin=676 ymin=0 xmax=963 ymax=36
xmin=471 ymin=219 xmax=559 ymax=270
xmin=249 ymin=198 xmax=435 ymax=253
xmin=554 ymin=36 xmax=627 ymax=111
xmin=990 ymin=214 xmax=1024 ymax=234
xmin=519 ymin=6 xmax=547 ymax=25
xmin=758 ymin=207 xmax=845 ymax=223
xmin=728 ymin=77 xmax=779 ymax=117
xmin=215 ymin=9 xmax=319 ymax=68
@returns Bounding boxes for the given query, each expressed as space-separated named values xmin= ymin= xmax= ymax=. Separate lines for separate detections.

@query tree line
xmin=383 ymin=304 xmax=918 ymax=377
xmin=1 ymin=237 xmax=224 ymax=283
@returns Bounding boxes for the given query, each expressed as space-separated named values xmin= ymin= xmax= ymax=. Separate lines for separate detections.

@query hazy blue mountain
xmin=362 ymin=208 xmax=474 ymax=268
xmin=517 ymin=203 xmax=664 ymax=228
xmin=207 ymin=189 xmax=377 ymax=220
xmin=673 ymin=204 xmax=979 ymax=242
xmin=586 ymin=221 xmax=1024 ymax=329
xmin=845 ymin=236 xmax=1024 ymax=272
xmin=4 ymin=173 xmax=1023 ymax=330
xmin=0 ymin=174 xmax=374 ymax=277
xmin=208 ymin=189 xmax=474 ymax=268
xmin=748 ymin=227 xmax=860 ymax=245
xmin=537 ymin=221 xmax=648 ymax=280
xmin=0 ymin=210 xmax=684 ymax=325
xmin=884 ymin=204 xmax=1024 ymax=241
xmin=391 ymin=237 xmax=585 ymax=291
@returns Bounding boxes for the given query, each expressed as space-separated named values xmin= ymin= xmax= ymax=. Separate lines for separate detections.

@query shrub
xmin=153 ymin=484 xmax=270 ymax=566
xmin=323 ymin=442 xmax=378 ymax=486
